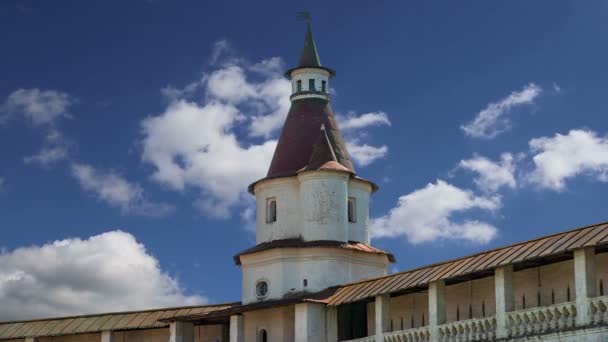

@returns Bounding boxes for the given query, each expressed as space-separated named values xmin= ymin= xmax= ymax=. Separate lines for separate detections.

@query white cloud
xmin=347 ymin=142 xmax=388 ymax=166
xmin=461 ymin=83 xmax=542 ymax=139
xmin=23 ymin=129 xmax=69 ymax=166
xmin=71 ymin=163 xmax=174 ymax=217
xmin=527 ymin=129 xmax=608 ymax=190
xmin=337 ymin=111 xmax=391 ymax=131
xmin=250 ymin=57 xmax=285 ymax=77
xmin=459 ymin=153 xmax=517 ymax=192
xmin=336 ymin=112 xmax=391 ymax=167
xmin=204 ymin=64 xmax=291 ymax=138
xmin=1 ymin=88 xmax=74 ymax=126
xmin=372 ymin=180 xmax=500 ymax=244
xmin=0 ymin=231 xmax=205 ymax=320
xmin=141 ymin=100 xmax=276 ymax=218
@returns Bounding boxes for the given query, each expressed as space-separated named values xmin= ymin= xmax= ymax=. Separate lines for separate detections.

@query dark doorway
xmin=337 ymin=301 xmax=368 ymax=341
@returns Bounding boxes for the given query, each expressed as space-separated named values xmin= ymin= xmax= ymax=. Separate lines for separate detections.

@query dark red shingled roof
xmin=233 ymin=238 xmax=396 ymax=265
xmin=266 ymin=98 xmax=354 ymax=178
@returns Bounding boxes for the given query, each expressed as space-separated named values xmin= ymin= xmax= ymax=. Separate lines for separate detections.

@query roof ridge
xmin=0 ymin=302 xmax=241 ymax=325
xmin=332 ymin=220 xmax=608 ymax=289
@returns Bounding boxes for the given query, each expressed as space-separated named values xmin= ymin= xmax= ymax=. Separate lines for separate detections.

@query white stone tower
xmin=234 ymin=22 xmax=394 ymax=305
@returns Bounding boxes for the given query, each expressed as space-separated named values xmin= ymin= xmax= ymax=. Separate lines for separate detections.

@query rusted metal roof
xmin=0 ymin=303 xmax=237 ymax=340
xmin=233 ymin=238 xmax=396 ymax=265
xmin=323 ymin=221 xmax=608 ymax=306
xmin=248 ymin=98 xmax=354 ymax=194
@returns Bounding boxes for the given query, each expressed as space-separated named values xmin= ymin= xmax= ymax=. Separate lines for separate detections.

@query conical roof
xmin=266 ymin=98 xmax=355 ymax=178
xmin=298 ymin=23 xmax=322 ymax=67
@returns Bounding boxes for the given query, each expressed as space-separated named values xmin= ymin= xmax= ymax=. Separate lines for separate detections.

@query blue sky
xmin=1 ymin=1 xmax=608 ymax=319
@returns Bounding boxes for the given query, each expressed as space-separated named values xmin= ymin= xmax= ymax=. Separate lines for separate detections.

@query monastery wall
xmin=513 ymin=259 xmax=575 ymax=310
xmin=243 ymin=306 xmax=294 ymax=342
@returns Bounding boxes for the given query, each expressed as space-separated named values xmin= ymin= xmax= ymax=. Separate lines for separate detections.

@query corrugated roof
xmin=0 ymin=303 xmax=238 ymax=340
xmin=233 ymin=238 xmax=396 ymax=265
xmin=323 ymin=221 xmax=608 ymax=306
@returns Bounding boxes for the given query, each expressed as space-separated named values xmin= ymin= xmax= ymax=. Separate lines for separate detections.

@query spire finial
xmin=296 ymin=11 xmax=321 ymax=67
xmin=297 ymin=11 xmax=311 ymax=24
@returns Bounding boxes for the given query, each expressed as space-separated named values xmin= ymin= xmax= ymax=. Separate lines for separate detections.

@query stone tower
xmin=235 ymin=22 xmax=394 ymax=305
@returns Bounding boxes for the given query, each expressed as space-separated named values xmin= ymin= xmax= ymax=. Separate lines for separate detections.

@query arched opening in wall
xmin=266 ymin=198 xmax=277 ymax=223
xmin=258 ymin=329 xmax=268 ymax=342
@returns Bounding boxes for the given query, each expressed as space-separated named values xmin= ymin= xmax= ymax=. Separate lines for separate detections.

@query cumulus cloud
xmin=1 ymin=88 xmax=74 ymax=126
xmin=141 ymin=100 xmax=276 ymax=218
xmin=0 ymin=231 xmax=205 ymax=320
xmin=372 ymin=180 xmax=500 ymax=244
xmin=459 ymin=153 xmax=518 ymax=192
xmin=346 ymin=142 xmax=389 ymax=167
xmin=336 ymin=112 xmax=391 ymax=167
xmin=461 ymin=83 xmax=542 ymax=139
xmin=204 ymin=64 xmax=291 ymax=138
xmin=337 ymin=111 xmax=391 ymax=131
xmin=527 ymin=129 xmax=608 ymax=190
xmin=71 ymin=163 xmax=174 ymax=217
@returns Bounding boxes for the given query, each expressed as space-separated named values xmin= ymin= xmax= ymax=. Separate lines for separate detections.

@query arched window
xmin=347 ymin=197 xmax=356 ymax=223
xmin=296 ymin=80 xmax=302 ymax=92
xmin=266 ymin=198 xmax=277 ymax=223
xmin=309 ymin=78 xmax=315 ymax=91
xmin=258 ymin=329 xmax=268 ymax=342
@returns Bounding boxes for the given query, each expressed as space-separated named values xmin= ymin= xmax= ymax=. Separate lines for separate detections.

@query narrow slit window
xmin=296 ymin=80 xmax=302 ymax=92
xmin=266 ymin=198 xmax=277 ymax=223
xmin=348 ymin=197 xmax=356 ymax=223
xmin=322 ymin=80 xmax=327 ymax=93
xmin=309 ymin=78 xmax=315 ymax=91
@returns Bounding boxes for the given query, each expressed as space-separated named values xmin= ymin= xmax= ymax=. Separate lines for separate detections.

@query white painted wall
xmin=241 ymin=247 xmax=388 ymax=304
xmin=243 ymin=306 xmax=295 ymax=342
xmin=289 ymin=68 xmax=330 ymax=101
xmin=298 ymin=172 xmax=349 ymax=242
xmin=253 ymin=173 xmax=373 ymax=244
xmin=255 ymin=177 xmax=301 ymax=244
xmin=295 ymin=303 xmax=327 ymax=342
xmin=347 ymin=180 xmax=372 ymax=244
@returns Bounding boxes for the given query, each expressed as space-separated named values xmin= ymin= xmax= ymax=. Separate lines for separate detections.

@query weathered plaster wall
xmin=255 ymin=178 xmax=301 ymax=244
xmin=254 ymin=173 xmax=373 ymax=245
xmin=298 ymin=172 xmax=349 ymax=242
xmin=445 ymin=277 xmax=496 ymax=323
xmin=513 ymin=260 xmax=575 ymax=310
xmin=347 ymin=180 xmax=372 ymax=244
xmin=195 ymin=325 xmax=225 ymax=342
xmin=241 ymin=247 xmax=388 ymax=304
xmin=243 ymin=306 xmax=295 ymax=342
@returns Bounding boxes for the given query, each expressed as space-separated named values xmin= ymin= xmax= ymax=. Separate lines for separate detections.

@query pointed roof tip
xmin=298 ymin=22 xmax=322 ymax=67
